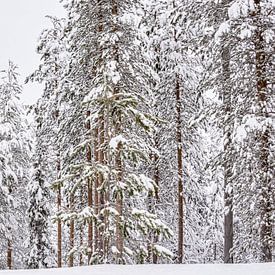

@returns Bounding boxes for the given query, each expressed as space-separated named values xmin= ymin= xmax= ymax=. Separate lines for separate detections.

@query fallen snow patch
xmin=1 ymin=263 xmax=275 ymax=275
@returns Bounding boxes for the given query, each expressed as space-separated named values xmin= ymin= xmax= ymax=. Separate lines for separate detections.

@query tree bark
xmin=176 ymin=77 xmax=184 ymax=264
xmin=115 ymin=140 xmax=123 ymax=263
xmin=7 ymin=239 xmax=12 ymax=269
xmin=69 ymin=194 xmax=75 ymax=267
xmin=253 ymin=0 xmax=272 ymax=262
xmin=96 ymin=0 xmax=105 ymax=261
xmin=111 ymin=0 xmax=124 ymax=263
xmin=86 ymin=110 xmax=93 ymax=264
xmin=79 ymin=187 xmax=84 ymax=266
xmin=152 ymin=141 xmax=160 ymax=264
xmin=221 ymin=0 xmax=234 ymax=263
xmin=94 ymin=126 xmax=99 ymax=255
xmin=222 ymin=42 xmax=233 ymax=264
xmin=55 ymin=109 xmax=62 ymax=268
xmin=98 ymin=116 xmax=105 ymax=259
xmin=57 ymin=167 xmax=62 ymax=268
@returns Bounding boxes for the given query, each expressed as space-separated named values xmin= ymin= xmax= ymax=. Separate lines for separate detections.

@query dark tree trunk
xmin=253 ymin=0 xmax=272 ymax=262
xmin=69 ymin=195 xmax=75 ymax=267
xmin=98 ymin=116 xmax=105 ymax=259
xmin=79 ymin=187 xmax=84 ymax=266
xmin=176 ymin=77 xmax=184 ymax=264
xmin=94 ymin=126 xmax=99 ymax=255
xmin=7 ymin=239 xmax=12 ymax=269
xmin=86 ymin=110 xmax=93 ymax=264
xmin=222 ymin=42 xmax=233 ymax=263
xmin=57 ymin=170 xmax=62 ymax=268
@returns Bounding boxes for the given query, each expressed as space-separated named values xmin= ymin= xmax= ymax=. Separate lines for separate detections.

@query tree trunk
xmin=52 ymin=67 xmax=63 ymax=266
xmin=86 ymin=110 xmax=93 ymax=264
xmin=98 ymin=116 xmax=105 ymax=259
xmin=57 ymin=186 xmax=62 ymax=268
xmin=222 ymin=40 xmax=233 ymax=263
xmin=152 ymin=142 xmax=159 ymax=264
xmin=115 ymin=140 xmax=123 ymax=262
xmin=96 ymin=0 xmax=105 ymax=261
xmin=7 ymin=239 xmax=12 ymax=269
xmin=176 ymin=77 xmax=184 ymax=264
xmin=94 ymin=126 xmax=99 ymax=256
xmin=147 ymin=134 xmax=160 ymax=264
xmin=111 ymin=0 xmax=124 ymax=263
xmin=253 ymin=0 xmax=272 ymax=262
xmin=69 ymin=194 xmax=75 ymax=267
xmin=79 ymin=187 xmax=84 ymax=266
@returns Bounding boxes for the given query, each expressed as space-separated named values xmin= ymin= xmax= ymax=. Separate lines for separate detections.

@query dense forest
xmin=0 ymin=0 xmax=274 ymax=270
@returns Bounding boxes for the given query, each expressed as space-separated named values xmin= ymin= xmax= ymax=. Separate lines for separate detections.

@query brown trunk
xmin=152 ymin=143 xmax=160 ymax=264
xmin=94 ymin=126 xmax=99 ymax=254
xmin=96 ymin=0 xmax=105 ymax=260
xmin=69 ymin=194 xmax=75 ymax=267
xmin=98 ymin=116 xmax=105 ymax=258
xmin=147 ymin=138 xmax=160 ymax=264
xmin=253 ymin=0 xmax=272 ymax=262
xmin=79 ymin=187 xmax=84 ymax=266
xmin=111 ymin=0 xmax=124 ymax=262
xmin=79 ymin=231 xmax=83 ymax=266
xmin=222 ymin=35 xmax=233 ymax=263
xmin=7 ymin=240 xmax=12 ymax=269
xmin=115 ymin=141 xmax=123 ymax=262
xmin=87 ymin=182 xmax=93 ymax=264
xmin=86 ymin=110 xmax=93 ymax=264
xmin=55 ymin=109 xmax=62 ymax=268
xmin=57 ymin=184 xmax=62 ymax=268
xmin=176 ymin=77 xmax=184 ymax=264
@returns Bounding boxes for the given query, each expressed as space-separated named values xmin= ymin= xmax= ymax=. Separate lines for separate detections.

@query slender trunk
xmin=151 ymin=18 xmax=161 ymax=263
xmin=171 ymin=1 xmax=184 ymax=262
xmin=147 ymin=135 xmax=160 ymax=264
xmin=79 ymin=230 xmax=83 ymax=266
xmin=57 ymin=183 xmax=62 ymax=267
xmin=55 ymin=109 xmax=62 ymax=268
xmin=98 ymin=116 xmax=105 ymax=259
xmin=115 ymin=140 xmax=123 ymax=262
xmin=110 ymin=0 xmax=124 ymax=262
xmin=69 ymin=194 xmax=75 ymax=267
xmin=86 ymin=110 xmax=93 ymax=263
xmin=253 ymin=0 xmax=272 ymax=262
xmin=53 ymin=69 xmax=62 ymax=268
xmin=7 ymin=239 xmax=12 ymax=269
xmin=94 ymin=126 xmax=99 ymax=255
xmin=176 ymin=77 xmax=184 ymax=264
xmin=79 ymin=187 xmax=84 ymax=266
xmin=222 ymin=40 xmax=233 ymax=263
xmin=96 ymin=1 xmax=105 ymax=261
xmin=152 ymin=141 xmax=160 ymax=264
xmin=87 ymin=180 xmax=93 ymax=264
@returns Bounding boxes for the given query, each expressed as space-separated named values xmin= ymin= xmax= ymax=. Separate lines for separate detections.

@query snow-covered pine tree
xmin=27 ymin=104 xmax=53 ymax=269
xmin=136 ymin=0 xmax=165 ymax=264
xmin=0 ymin=61 xmax=31 ymax=269
xmin=224 ymin=0 xmax=275 ymax=262
xmin=193 ymin=0 xmax=275 ymax=263
xmin=188 ymin=0 xmax=237 ymax=263
xmin=152 ymin=0 xmax=207 ymax=263
xmin=53 ymin=0 xmax=173 ymax=265
xmin=26 ymin=16 xmax=68 ymax=267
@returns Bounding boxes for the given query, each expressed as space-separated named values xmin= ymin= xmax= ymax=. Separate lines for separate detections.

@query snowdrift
xmin=1 ymin=264 xmax=275 ymax=275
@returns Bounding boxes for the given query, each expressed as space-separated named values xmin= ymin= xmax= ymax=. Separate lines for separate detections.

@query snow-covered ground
xmin=1 ymin=264 xmax=275 ymax=275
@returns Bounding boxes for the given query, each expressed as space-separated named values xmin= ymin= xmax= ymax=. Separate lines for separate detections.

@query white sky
xmin=0 ymin=0 xmax=65 ymax=105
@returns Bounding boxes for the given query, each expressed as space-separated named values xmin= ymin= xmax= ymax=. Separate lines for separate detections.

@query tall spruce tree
xmin=27 ymin=104 xmax=53 ymax=269
xmin=26 ymin=16 xmax=68 ymax=267
xmin=0 ymin=61 xmax=30 ymax=269
xmin=53 ymin=0 xmax=173 ymax=265
xmin=193 ymin=0 xmax=275 ymax=263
